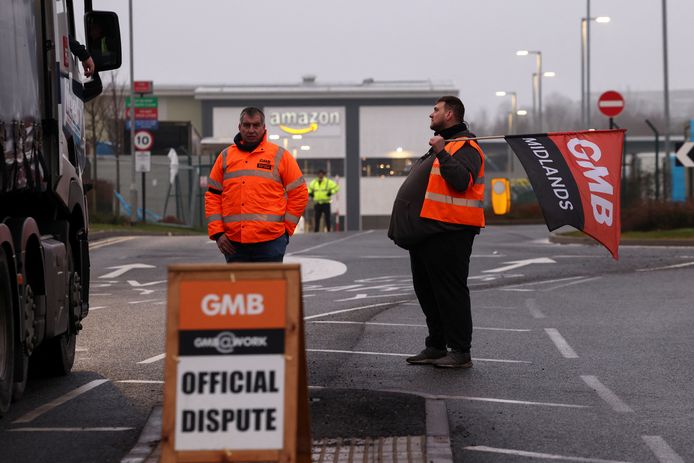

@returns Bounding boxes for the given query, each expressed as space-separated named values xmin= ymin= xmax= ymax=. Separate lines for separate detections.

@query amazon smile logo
xmin=269 ymin=110 xmax=340 ymax=135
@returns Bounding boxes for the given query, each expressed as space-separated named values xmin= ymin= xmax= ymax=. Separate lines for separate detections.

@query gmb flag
xmin=505 ymin=129 xmax=625 ymax=259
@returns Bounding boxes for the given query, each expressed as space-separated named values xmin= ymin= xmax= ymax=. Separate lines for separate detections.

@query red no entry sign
xmin=597 ymin=91 xmax=625 ymax=118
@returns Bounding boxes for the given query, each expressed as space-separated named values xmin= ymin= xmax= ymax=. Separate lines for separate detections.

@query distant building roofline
xmin=152 ymin=78 xmax=458 ymax=100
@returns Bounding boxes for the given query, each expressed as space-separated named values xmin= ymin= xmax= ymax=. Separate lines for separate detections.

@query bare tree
xmin=82 ymin=71 xmax=128 ymax=217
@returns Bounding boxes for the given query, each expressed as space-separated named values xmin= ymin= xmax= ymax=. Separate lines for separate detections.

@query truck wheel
xmin=12 ymin=285 xmax=35 ymax=401
xmin=0 ymin=251 xmax=15 ymax=416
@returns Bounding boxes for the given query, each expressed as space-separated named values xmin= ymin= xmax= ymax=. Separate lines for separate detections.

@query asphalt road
xmin=1 ymin=225 xmax=693 ymax=462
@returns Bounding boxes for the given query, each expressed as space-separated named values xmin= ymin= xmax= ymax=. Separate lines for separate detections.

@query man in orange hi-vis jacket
xmin=205 ymin=107 xmax=308 ymax=262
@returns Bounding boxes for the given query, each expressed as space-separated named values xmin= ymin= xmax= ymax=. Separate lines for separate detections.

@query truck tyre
xmin=0 ymin=251 xmax=15 ymax=416
xmin=12 ymin=285 xmax=35 ymax=401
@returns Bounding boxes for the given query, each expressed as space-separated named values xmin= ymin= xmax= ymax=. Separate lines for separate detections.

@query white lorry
xmin=1 ymin=0 xmax=122 ymax=415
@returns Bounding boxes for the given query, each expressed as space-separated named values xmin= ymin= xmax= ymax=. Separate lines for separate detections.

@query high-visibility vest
xmin=308 ymin=177 xmax=339 ymax=204
xmin=205 ymin=138 xmax=308 ymax=243
xmin=419 ymin=139 xmax=485 ymax=227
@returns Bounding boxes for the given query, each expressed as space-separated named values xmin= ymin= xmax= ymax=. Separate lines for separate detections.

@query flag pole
xmin=443 ymin=135 xmax=507 ymax=142
xmin=444 ymin=128 xmax=626 ymax=144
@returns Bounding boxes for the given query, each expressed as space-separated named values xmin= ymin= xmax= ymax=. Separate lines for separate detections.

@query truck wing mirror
xmin=84 ymin=11 xmax=122 ymax=72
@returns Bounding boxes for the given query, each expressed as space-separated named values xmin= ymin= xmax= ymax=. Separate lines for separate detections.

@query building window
xmin=361 ymin=158 xmax=414 ymax=177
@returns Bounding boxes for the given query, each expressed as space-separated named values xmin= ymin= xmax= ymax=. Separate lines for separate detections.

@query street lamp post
xmin=517 ymin=50 xmax=542 ymax=131
xmin=532 ymin=71 xmax=556 ymax=130
xmin=128 ymin=0 xmax=137 ymax=222
xmin=496 ymin=91 xmax=518 ymax=174
xmin=581 ymin=15 xmax=610 ymax=127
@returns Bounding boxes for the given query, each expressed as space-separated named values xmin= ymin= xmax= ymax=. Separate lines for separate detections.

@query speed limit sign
xmin=134 ymin=130 xmax=154 ymax=151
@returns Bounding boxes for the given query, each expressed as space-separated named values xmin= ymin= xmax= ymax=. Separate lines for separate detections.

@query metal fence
xmin=85 ymin=152 xmax=212 ymax=228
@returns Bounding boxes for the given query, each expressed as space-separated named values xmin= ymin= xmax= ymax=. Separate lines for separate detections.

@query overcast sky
xmin=83 ymin=0 xmax=693 ymax=126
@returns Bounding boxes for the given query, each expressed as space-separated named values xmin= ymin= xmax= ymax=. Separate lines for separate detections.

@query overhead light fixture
xmin=269 ymin=134 xmax=280 ymax=140
xmin=543 ymin=71 xmax=556 ymax=77
xmin=292 ymin=135 xmax=302 ymax=140
xmin=517 ymin=109 xmax=528 ymax=116
xmin=300 ymin=145 xmax=310 ymax=151
xmin=516 ymin=50 xmax=529 ymax=56
xmin=596 ymin=16 xmax=611 ymax=23
xmin=495 ymin=91 xmax=507 ymax=96
xmin=396 ymin=147 xmax=403 ymax=152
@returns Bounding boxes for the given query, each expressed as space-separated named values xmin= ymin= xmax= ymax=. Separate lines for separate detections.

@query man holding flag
xmin=388 ymin=96 xmax=485 ymax=369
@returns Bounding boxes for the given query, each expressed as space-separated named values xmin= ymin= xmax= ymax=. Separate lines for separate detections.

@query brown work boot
xmin=432 ymin=351 xmax=473 ymax=369
xmin=406 ymin=347 xmax=447 ymax=365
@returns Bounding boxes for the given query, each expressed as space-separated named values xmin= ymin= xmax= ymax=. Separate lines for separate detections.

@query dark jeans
xmin=224 ymin=233 xmax=289 ymax=263
xmin=314 ymin=203 xmax=332 ymax=232
xmin=409 ymin=230 xmax=475 ymax=353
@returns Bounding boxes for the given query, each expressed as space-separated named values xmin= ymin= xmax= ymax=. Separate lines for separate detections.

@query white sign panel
xmin=135 ymin=151 xmax=151 ymax=173
xmin=175 ymin=354 xmax=285 ymax=450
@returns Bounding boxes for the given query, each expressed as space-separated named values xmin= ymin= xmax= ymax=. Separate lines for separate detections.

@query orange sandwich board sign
xmin=161 ymin=263 xmax=311 ymax=463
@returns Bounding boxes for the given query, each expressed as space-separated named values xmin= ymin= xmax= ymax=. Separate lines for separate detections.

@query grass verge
xmin=89 ymin=221 xmax=206 ymax=235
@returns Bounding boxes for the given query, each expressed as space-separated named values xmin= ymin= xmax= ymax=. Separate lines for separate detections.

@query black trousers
xmin=409 ymin=230 xmax=475 ymax=353
xmin=314 ymin=203 xmax=332 ymax=232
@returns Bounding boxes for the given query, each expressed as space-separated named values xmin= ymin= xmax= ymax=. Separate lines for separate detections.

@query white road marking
xmin=543 ymin=276 xmax=600 ymax=292
xmin=526 ymin=298 xmax=546 ymax=319
xmin=117 ymin=380 xmax=164 ymax=384
xmin=552 ymin=255 xmax=603 ymax=258
xmin=89 ymin=293 xmax=112 ymax=296
xmin=289 ymin=230 xmax=374 ymax=255
xmin=128 ymin=299 xmax=164 ymax=305
xmin=303 ymin=300 xmax=412 ymax=320
xmin=482 ymin=257 xmax=556 ymax=273
xmin=308 ymin=321 xmax=531 ymax=332
xmin=10 ymin=427 xmax=134 ymax=432
xmin=545 ymin=328 xmax=579 ymax=358
xmin=284 ymin=256 xmax=348 ymax=282
xmin=99 ymin=263 xmax=156 ymax=279
xmin=89 ymin=306 xmax=107 ymax=311
xmin=444 ymin=396 xmax=588 ymax=409
xmin=499 ymin=288 xmax=535 ymax=292
xmin=13 ymin=379 xmax=109 ymax=424
xmin=127 ymin=280 xmax=166 ymax=287
xmin=334 ymin=293 xmax=411 ymax=302
xmin=138 ymin=353 xmax=165 ymax=364
xmin=581 ymin=375 xmax=634 ymax=412
xmin=637 ymin=261 xmax=694 ymax=272
xmin=307 ymin=349 xmax=530 ymax=364
xmin=503 ymin=275 xmax=586 ymax=289
xmin=641 ymin=435 xmax=685 ymax=463
xmin=477 ymin=306 xmax=516 ymax=310
xmin=89 ymin=236 xmax=135 ymax=250
xmin=464 ymin=445 xmax=631 ymax=462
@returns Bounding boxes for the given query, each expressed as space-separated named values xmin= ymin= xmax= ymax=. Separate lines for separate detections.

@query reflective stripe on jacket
xmin=308 ymin=177 xmax=339 ymax=204
xmin=205 ymin=137 xmax=308 ymax=243
xmin=419 ymin=139 xmax=485 ymax=227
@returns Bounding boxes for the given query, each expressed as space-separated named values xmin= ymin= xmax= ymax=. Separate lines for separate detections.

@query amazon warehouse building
xmin=153 ymin=77 xmax=509 ymax=230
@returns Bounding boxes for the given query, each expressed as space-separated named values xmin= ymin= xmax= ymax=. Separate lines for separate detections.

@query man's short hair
xmin=318 ymin=169 xmax=326 ymax=175
xmin=437 ymin=96 xmax=465 ymax=124
xmin=240 ymin=107 xmax=265 ymax=123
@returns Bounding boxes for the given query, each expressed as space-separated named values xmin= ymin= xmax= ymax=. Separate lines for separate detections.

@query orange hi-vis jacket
xmin=420 ymin=139 xmax=485 ymax=227
xmin=205 ymin=137 xmax=308 ymax=243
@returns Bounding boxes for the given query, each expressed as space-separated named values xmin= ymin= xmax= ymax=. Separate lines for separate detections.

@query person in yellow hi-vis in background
xmin=308 ymin=170 xmax=340 ymax=232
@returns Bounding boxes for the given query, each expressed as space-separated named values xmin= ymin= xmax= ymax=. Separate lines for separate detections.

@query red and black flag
xmin=505 ymin=129 xmax=625 ymax=259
